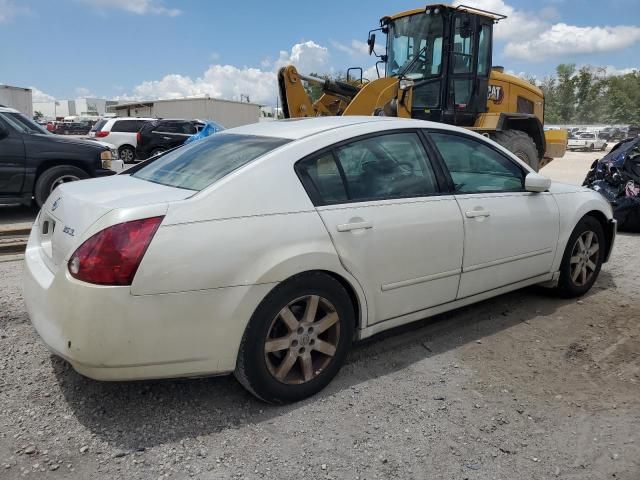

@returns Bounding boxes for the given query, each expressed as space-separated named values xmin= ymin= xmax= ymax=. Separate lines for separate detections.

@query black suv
xmin=0 ymin=107 xmax=116 ymax=207
xmin=135 ymin=119 xmax=203 ymax=160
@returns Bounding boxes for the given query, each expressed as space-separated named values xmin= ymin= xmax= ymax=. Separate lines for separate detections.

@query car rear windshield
xmin=91 ymin=119 xmax=107 ymax=132
xmin=131 ymin=133 xmax=291 ymax=191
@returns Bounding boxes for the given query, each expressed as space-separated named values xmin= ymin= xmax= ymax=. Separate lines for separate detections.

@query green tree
xmin=603 ymin=72 xmax=640 ymax=125
xmin=555 ymin=64 xmax=577 ymax=123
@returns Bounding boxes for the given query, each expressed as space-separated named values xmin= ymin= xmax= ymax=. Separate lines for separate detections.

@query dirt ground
xmin=0 ymin=148 xmax=638 ymax=479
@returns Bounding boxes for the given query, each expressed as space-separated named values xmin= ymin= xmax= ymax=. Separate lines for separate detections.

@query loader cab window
xmin=477 ymin=24 xmax=491 ymax=76
xmin=386 ymin=12 xmax=444 ymax=80
xmin=452 ymin=15 xmax=474 ymax=74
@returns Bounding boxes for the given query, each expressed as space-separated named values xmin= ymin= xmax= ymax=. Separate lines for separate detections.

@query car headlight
xmin=100 ymin=150 xmax=113 ymax=169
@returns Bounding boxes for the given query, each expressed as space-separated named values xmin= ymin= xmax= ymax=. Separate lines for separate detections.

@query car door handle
xmin=465 ymin=209 xmax=491 ymax=218
xmin=337 ymin=221 xmax=373 ymax=232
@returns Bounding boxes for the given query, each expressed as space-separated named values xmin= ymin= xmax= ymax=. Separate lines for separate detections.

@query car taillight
xmin=136 ymin=132 xmax=141 ymax=143
xmin=95 ymin=130 xmax=109 ymax=138
xmin=68 ymin=216 xmax=164 ymax=285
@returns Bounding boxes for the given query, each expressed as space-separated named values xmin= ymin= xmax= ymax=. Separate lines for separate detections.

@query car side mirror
xmin=0 ymin=124 xmax=8 ymax=139
xmin=525 ymin=172 xmax=551 ymax=192
xmin=367 ymin=33 xmax=376 ymax=55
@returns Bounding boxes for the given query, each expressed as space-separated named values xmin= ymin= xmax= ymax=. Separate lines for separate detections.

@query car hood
xmin=32 ymin=133 xmax=107 ymax=151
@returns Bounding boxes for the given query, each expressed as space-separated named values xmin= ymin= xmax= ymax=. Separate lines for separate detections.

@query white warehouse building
xmin=0 ymin=85 xmax=33 ymax=117
xmin=108 ymin=96 xmax=260 ymax=128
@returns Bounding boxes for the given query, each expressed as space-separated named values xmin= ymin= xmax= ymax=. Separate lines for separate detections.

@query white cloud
xmin=30 ymin=87 xmax=56 ymax=103
xmin=0 ymin=0 xmax=29 ymax=23
xmin=453 ymin=0 xmax=640 ymax=62
xmin=125 ymin=41 xmax=331 ymax=105
xmin=602 ymin=65 xmax=639 ymax=77
xmin=275 ymin=41 xmax=330 ymax=73
xmin=505 ymin=24 xmax=640 ymax=61
xmin=79 ymin=0 xmax=181 ymax=17
xmin=451 ymin=0 xmax=551 ymax=41
xmin=74 ymin=87 xmax=93 ymax=98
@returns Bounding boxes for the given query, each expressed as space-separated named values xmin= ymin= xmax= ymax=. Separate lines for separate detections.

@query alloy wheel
xmin=264 ymin=295 xmax=340 ymax=385
xmin=569 ymin=230 xmax=600 ymax=286
xmin=50 ymin=174 xmax=80 ymax=193
xmin=120 ymin=148 xmax=134 ymax=162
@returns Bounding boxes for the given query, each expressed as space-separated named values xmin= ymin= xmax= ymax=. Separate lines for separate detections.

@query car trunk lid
xmin=37 ymin=175 xmax=194 ymax=273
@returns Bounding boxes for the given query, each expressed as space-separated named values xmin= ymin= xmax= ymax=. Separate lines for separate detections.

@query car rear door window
xmin=296 ymin=152 xmax=348 ymax=205
xmin=132 ymin=133 xmax=290 ymax=191
xmin=334 ymin=132 xmax=438 ymax=201
xmin=112 ymin=120 xmax=146 ymax=133
xmin=429 ymin=131 xmax=525 ymax=193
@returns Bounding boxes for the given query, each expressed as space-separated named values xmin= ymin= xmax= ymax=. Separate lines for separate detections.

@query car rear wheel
xmin=34 ymin=165 xmax=88 ymax=208
xmin=118 ymin=145 xmax=135 ymax=163
xmin=555 ymin=216 xmax=604 ymax=298
xmin=235 ymin=272 xmax=355 ymax=403
xmin=150 ymin=148 xmax=165 ymax=157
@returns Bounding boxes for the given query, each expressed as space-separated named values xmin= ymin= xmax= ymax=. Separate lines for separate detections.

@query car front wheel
xmin=34 ymin=165 xmax=88 ymax=207
xmin=555 ymin=216 xmax=605 ymax=297
xmin=235 ymin=272 xmax=355 ymax=403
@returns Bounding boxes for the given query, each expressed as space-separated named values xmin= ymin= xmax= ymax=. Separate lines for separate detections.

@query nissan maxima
xmin=23 ymin=117 xmax=616 ymax=403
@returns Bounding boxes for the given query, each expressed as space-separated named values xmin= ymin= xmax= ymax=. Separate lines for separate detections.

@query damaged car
xmin=584 ymin=136 xmax=640 ymax=231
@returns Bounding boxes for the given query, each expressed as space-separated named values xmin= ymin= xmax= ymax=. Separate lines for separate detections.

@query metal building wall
xmin=0 ymin=85 xmax=33 ymax=117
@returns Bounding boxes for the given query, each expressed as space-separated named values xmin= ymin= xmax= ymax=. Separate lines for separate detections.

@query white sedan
xmin=23 ymin=117 xmax=616 ymax=403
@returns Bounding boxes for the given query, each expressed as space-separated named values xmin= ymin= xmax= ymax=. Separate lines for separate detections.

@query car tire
xmin=555 ymin=216 xmax=605 ymax=298
xmin=150 ymin=148 xmax=165 ymax=157
xmin=492 ymin=130 xmax=539 ymax=171
xmin=118 ymin=145 xmax=136 ymax=163
xmin=34 ymin=165 xmax=88 ymax=208
xmin=601 ymin=143 xmax=607 ymax=151
xmin=235 ymin=272 xmax=355 ymax=404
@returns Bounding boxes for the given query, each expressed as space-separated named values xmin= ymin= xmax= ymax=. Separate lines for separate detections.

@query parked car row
xmin=89 ymin=117 xmax=220 ymax=163
xmin=46 ymin=121 xmax=92 ymax=135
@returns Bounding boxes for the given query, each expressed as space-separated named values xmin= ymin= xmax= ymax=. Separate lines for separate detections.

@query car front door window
xmin=334 ymin=132 xmax=439 ymax=201
xmin=429 ymin=132 xmax=524 ymax=193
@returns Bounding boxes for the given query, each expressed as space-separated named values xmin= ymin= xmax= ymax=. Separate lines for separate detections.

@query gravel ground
xmin=0 ymin=149 xmax=638 ymax=479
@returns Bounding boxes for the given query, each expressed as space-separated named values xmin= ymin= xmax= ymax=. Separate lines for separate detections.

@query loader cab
xmin=378 ymin=5 xmax=501 ymax=125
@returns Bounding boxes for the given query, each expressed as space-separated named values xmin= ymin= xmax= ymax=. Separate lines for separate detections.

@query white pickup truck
xmin=567 ymin=132 xmax=607 ymax=151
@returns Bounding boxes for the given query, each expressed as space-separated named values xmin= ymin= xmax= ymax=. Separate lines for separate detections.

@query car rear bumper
xmin=23 ymin=227 xmax=275 ymax=381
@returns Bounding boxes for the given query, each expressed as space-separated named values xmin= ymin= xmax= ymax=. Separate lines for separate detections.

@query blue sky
xmin=0 ymin=0 xmax=638 ymax=105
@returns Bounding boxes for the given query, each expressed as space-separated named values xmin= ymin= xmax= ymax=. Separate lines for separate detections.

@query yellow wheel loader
xmin=278 ymin=4 xmax=567 ymax=170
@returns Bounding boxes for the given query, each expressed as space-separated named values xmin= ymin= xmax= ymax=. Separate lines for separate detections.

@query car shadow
xmin=53 ymin=271 xmax=613 ymax=450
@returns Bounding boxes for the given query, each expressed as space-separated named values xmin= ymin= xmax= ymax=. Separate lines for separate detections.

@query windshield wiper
xmin=397 ymin=45 xmax=428 ymax=78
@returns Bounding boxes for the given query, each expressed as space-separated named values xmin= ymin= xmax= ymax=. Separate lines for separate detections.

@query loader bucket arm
xmin=278 ymin=66 xmax=315 ymax=118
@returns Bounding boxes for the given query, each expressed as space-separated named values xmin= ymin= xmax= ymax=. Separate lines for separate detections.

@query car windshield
xmin=0 ymin=111 xmax=49 ymax=134
xmin=132 ymin=133 xmax=291 ymax=191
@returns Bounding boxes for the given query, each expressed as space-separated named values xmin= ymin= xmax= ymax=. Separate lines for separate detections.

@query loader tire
xmin=492 ymin=130 xmax=539 ymax=171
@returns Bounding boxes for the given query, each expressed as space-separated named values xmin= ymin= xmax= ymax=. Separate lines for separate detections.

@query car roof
xmin=0 ymin=106 xmax=20 ymax=113
xmin=226 ymin=116 xmax=467 ymax=140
